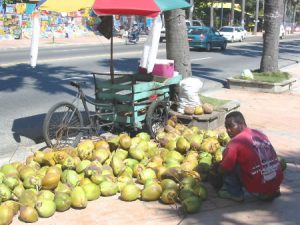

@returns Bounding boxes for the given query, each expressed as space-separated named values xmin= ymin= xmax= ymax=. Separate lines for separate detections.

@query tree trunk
xmin=164 ymin=9 xmax=192 ymax=99
xmin=210 ymin=1 xmax=214 ymax=27
xmin=260 ymin=0 xmax=284 ymax=72
xmin=188 ymin=0 xmax=194 ymax=22
xmin=230 ymin=0 xmax=235 ymax=26
xmin=254 ymin=0 xmax=260 ymax=34
xmin=241 ymin=0 xmax=245 ymax=28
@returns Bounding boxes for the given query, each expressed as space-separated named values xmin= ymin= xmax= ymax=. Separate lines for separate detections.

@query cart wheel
xmin=146 ymin=100 xmax=168 ymax=138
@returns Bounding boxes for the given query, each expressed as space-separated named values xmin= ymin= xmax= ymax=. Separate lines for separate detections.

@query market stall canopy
xmin=209 ymin=2 xmax=242 ymax=12
xmin=92 ymin=0 xmax=191 ymax=18
xmin=37 ymin=0 xmax=94 ymax=12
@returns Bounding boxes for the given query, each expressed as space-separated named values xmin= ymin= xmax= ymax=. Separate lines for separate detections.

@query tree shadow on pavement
xmin=0 ymin=63 xmax=95 ymax=94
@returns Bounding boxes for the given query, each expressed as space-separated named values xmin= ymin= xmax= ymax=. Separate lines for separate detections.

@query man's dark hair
xmin=225 ymin=111 xmax=246 ymax=125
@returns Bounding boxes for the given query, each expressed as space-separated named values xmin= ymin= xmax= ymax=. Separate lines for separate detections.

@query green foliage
xmin=234 ymin=71 xmax=291 ymax=83
xmin=199 ymin=95 xmax=230 ymax=109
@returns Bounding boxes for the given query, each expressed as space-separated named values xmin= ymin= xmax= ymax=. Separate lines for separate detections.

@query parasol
xmin=30 ymin=0 xmax=94 ymax=67
xmin=92 ymin=0 xmax=191 ymax=81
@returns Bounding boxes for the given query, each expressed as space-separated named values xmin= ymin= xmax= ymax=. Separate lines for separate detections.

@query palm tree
xmin=164 ymin=9 xmax=192 ymax=99
xmin=230 ymin=0 xmax=235 ymax=25
xmin=260 ymin=0 xmax=284 ymax=72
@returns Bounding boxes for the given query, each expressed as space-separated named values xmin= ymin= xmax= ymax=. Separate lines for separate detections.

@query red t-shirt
xmin=220 ymin=128 xmax=283 ymax=194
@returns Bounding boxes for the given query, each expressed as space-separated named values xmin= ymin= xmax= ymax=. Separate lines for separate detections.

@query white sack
xmin=139 ymin=15 xmax=162 ymax=73
xmin=178 ymin=77 xmax=203 ymax=113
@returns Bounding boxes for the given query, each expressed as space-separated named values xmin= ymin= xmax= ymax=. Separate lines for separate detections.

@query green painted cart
xmin=92 ymin=72 xmax=182 ymax=137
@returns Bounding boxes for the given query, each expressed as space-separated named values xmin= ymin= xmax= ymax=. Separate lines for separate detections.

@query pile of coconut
xmin=183 ymin=103 xmax=214 ymax=115
xmin=0 ymin=117 xmax=231 ymax=224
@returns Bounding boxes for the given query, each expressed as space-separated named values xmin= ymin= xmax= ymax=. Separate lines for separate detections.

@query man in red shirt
xmin=216 ymin=111 xmax=283 ymax=202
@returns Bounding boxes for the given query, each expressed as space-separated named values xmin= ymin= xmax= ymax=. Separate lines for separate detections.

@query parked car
xmin=219 ymin=26 xmax=243 ymax=42
xmin=236 ymin=27 xmax=247 ymax=40
xmin=186 ymin=20 xmax=204 ymax=28
xmin=187 ymin=26 xmax=227 ymax=51
xmin=160 ymin=20 xmax=204 ymax=42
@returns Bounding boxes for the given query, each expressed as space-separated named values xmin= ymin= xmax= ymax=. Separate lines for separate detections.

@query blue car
xmin=188 ymin=26 xmax=227 ymax=51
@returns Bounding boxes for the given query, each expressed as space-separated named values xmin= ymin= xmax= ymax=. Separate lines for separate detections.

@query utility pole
xmin=241 ymin=0 xmax=245 ymax=28
xmin=253 ymin=0 xmax=259 ymax=34
xmin=221 ymin=0 xmax=224 ymax=27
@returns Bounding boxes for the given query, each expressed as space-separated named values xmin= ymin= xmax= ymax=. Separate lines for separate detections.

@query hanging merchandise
xmin=16 ymin=3 xmax=26 ymax=14
xmin=30 ymin=11 xmax=40 ymax=68
xmin=139 ymin=15 xmax=162 ymax=73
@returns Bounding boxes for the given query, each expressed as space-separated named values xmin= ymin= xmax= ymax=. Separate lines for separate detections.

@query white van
xmin=185 ymin=20 xmax=204 ymax=28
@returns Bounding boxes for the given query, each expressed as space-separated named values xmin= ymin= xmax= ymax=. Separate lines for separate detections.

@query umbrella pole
xmin=110 ymin=16 xmax=114 ymax=83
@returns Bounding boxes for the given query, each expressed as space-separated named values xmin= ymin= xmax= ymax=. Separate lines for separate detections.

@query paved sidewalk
xmin=6 ymin=63 xmax=300 ymax=225
xmin=2 ymin=33 xmax=300 ymax=225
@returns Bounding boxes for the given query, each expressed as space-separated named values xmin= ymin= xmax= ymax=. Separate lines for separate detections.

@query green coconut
xmin=1 ymin=200 xmax=20 ymax=216
xmin=181 ymin=196 xmax=202 ymax=214
xmin=54 ymin=192 xmax=71 ymax=212
xmin=35 ymin=200 xmax=56 ymax=218
xmin=75 ymin=160 xmax=91 ymax=174
xmin=0 ymin=184 xmax=12 ymax=202
xmin=117 ymin=176 xmax=134 ymax=192
xmin=71 ymin=186 xmax=88 ymax=209
xmin=100 ymin=181 xmax=118 ymax=196
xmin=193 ymin=185 xmax=208 ymax=201
xmin=82 ymin=183 xmax=101 ymax=201
xmin=141 ymin=182 xmax=162 ymax=201
xmin=92 ymin=149 xmax=111 ymax=163
xmin=61 ymin=170 xmax=79 ymax=188
xmin=136 ymin=132 xmax=150 ymax=142
xmin=62 ymin=156 xmax=76 ymax=170
xmin=165 ymin=150 xmax=184 ymax=163
xmin=54 ymin=182 xmax=72 ymax=195
xmin=179 ymin=188 xmax=196 ymax=202
xmin=12 ymin=183 xmax=25 ymax=201
xmin=37 ymin=190 xmax=55 ymax=202
xmin=120 ymin=183 xmax=141 ymax=201
xmin=218 ymin=131 xmax=230 ymax=146
xmin=94 ymin=140 xmax=110 ymax=150
xmin=123 ymin=158 xmax=139 ymax=170
xmin=19 ymin=189 xmax=38 ymax=207
xmin=137 ymin=168 xmax=157 ymax=184
xmin=160 ymin=189 xmax=178 ymax=204
xmin=0 ymin=205 xmax=14 ymax=225
xmin=204 ymin=130 xmax=218 ymax=139
xmin=0 ymin=164 xmax=19 ymax=177
xmin=19 ymin=166 xmax=36 ymax=181
xmin=77 ymin=140 xmax=94 ymax=160
xmin=129 ymin=142 xmax=147 ymax=161
xmin=161 ymin=167 xmax=184 ymax=182
xmin=23 ymin=176 xmax=41 ymax=189
xmin=84 ymin=161 xmax=102 ymax=177
xmin=160 ymin=179 xmax=179 ymax=191
xmin=164 ymin=140 xmax=177 ymax=151
xmin=110 ymin=155 xmax=125 ymax=176
xmin=119 ymin=134 xmax=132 ymax=150
xmin=3 ymin=176 xmax=19 ymax=190
xmin=181 ymin=176 xmax=198 ymax=189
xmin=132 ymin=163 xmax=145 ymax=178
xmin=90 ymin=174 xmax=108 ymax=185
xmin=115 ymin=148 xmax=129 ymax=160
xmin=176 ymin=137 xmax=191 ymax=154
xmin=107 ymin=136 xmax=120 ymax=150
xmin=164 ymin=158 xmax=181 ymax=169
xmin=19 ymin=206 xmax=38 ymax=223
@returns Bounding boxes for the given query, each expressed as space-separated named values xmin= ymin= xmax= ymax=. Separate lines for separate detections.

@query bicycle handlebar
xmin=70 ymin=81 xmax=87 ymax=89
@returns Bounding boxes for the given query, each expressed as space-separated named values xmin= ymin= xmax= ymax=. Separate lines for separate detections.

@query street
xmin=0 ymin=35 xmax=300 ymax=164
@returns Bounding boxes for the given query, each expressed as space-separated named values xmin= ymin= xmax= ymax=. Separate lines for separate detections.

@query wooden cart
xmin=92 ymin=72 xmax=182 ymax=137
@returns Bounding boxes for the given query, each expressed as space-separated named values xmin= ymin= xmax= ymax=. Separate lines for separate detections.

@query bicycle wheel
xmin=43 ymin=102 xmax=84 ymax=148
xmin=145 ymin=100 xmax=168 ymax=139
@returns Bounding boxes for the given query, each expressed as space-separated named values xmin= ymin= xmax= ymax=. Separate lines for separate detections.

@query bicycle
xmin=42 ymin=80 xmax=115 ymax=148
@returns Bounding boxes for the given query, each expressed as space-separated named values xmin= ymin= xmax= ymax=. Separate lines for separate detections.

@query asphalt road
xmin=0 ymin=35 xmax=300 ymax=164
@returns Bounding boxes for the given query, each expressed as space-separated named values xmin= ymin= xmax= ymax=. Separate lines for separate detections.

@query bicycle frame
xmin=70 ymin=81 xmax=114 ymax=134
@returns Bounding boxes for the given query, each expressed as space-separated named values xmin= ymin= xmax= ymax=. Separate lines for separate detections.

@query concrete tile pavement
xmin=2 ymin=35 xmax=300 ymax=225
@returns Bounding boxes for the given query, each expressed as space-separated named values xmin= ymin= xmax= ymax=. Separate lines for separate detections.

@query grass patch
xmin=200 ymin=95 xmax=230 ymax=109
xmin=234 ymin=71 xmax=291 ymax=83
